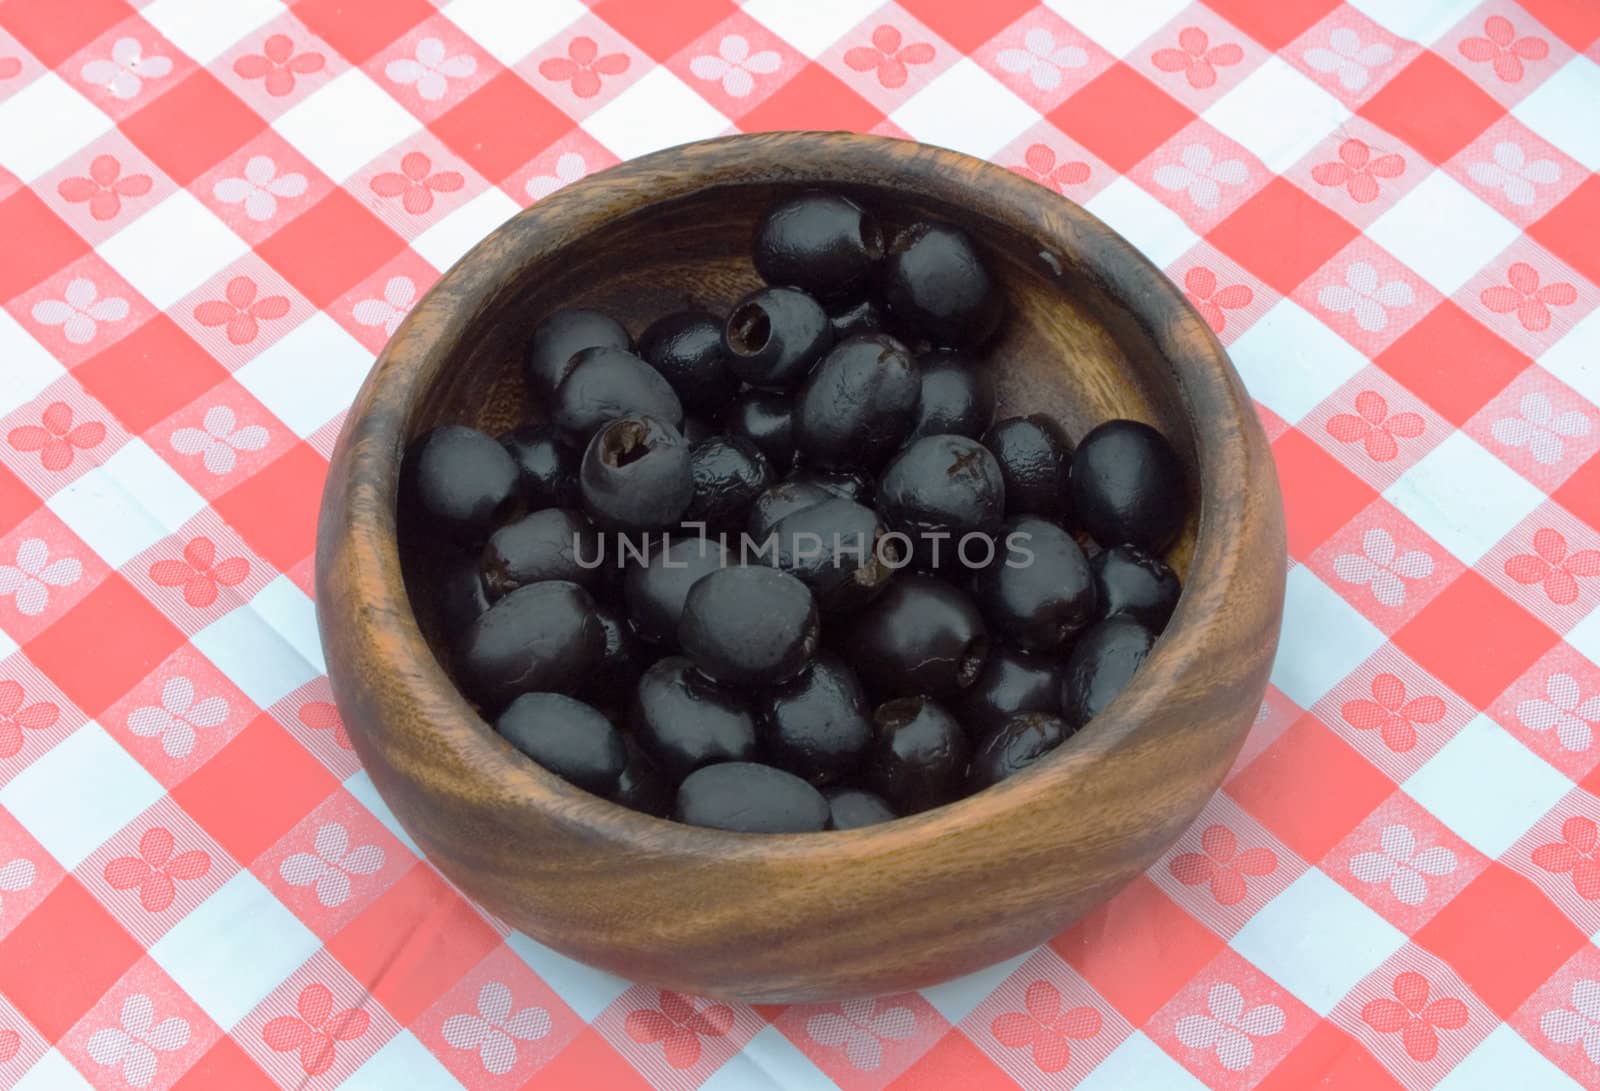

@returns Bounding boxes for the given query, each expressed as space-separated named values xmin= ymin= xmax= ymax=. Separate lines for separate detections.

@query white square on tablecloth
xmin=743 ymin=0 xmax=876 ymax=59
xmin=1383 ymin=431 xmax=1545 ymax=565
xmin=1076 ymin=1031 xmax=1209 ymax=1090
xmin=96 ymin=190 xmax=248 ymax=309
xmin=141 ymin=0 xmax=287 ymax=65
xmin=1227 ymin=298 xmax=1370 ymax=425
xmin=1270 ymin=567 xmax=1387 ymax=708
xmin=1514 ymin=57 xmax=1600 ymax=173
xmin=1204 ymin=57 xmax=1350 ymax=174
xmin=190 ymin=602 xmax=322 ymax=708
xmin=149 ymin=871 xmax=319 ymax=1029
xmin=45 ymin=464 xmax=170 ymax=569
xmin=1231 ymin=868 xmax=1406 ymax=1015
xmin=234 ymin=312 xmax=374 ymax=439
xmin=0 ymin=73 xmax=112 ymax=183
xmin=1541 ymin=309 xmax=1600 ymax=409
xmin=890 ymin=59 xmax=1038 ymax=161
xmin=1567 ymin=607 xmax=1600 ymax=673
xmin=734 ymin=1026 xmax=838 ymax=1091
xmin=0 ymin=623 xmax=16 ymax=663
xmin=1366 ymin=170 xmax=1521 ymax=295
xmin=919 ymin=951 xmax=1031 ymax=1024
xmin=100 ymin=439 xmax=209 ymax=534
xmin=1435 ymin=1024 xmax=1583 ymax=1090
xmin=345 ymin=769 xmax=421 ymax=857
xmin=1342 ymin=0 xmax=1494 ymax=48
xmin=584 ymin=68 xmax=732 ymax=162
xmin=700 ymin=1045 xmax=797 ymax=1091
xmin=1404 ymin=714 xmax=1570 ymax=858
xmin=11 ymin=1050 xmax=96 ymax=1091
xmin=0 ymin=310 xmax=68 ymax=418
xmin=0 ymin=722 xmax=164 ymax=870
xmin=249 ymin=575 xmax=325 ymax=674
xmin=1043 ymin=0 xmax=1191 ymax=58
xmin=1084 ymin=177 xmax=1202 ymax=269
xmin=440 ymin=0 xmax=586 ymax=67
xmin=412 ymin=186 xmax=522 ymax=273
xmin=505 ymin=930 xmax=630 ymax=1021
xmin=273 ymin=68 xmax=422 ymax=184
xmin=343 ymin=1031 xmax=465 ymax=1091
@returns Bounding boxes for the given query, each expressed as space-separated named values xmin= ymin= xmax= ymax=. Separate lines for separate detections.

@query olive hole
xmin=888 ymin=222 xmax=929 ymax=255
xmin=727 ymin=303 xmax=771 ymax=355
xmin=601 ymin=421 xmax=655 ymax=469
xmin=874 ymin=696 xmax=924 ymax=729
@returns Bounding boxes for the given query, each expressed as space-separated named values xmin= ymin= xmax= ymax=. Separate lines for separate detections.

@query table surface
xmin=1 ymin=0 xmax=1598 ymax=1088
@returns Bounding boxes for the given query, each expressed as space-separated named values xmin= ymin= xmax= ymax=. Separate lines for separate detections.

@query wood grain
xmin=315 ymin=132 xmax=1286 ymax=1002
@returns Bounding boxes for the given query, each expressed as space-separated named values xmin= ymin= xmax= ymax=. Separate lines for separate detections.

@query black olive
xmin=631 ymin=656 xmax=757 ymax=778
xmin=909 ymin=349 xmax=993 ymax=441
xmin=455 ymin=581 xmax=604 ymax=710
xmin=867 ymin=696 xmax=969 ymax=813
xmin=724 ymin=388 xmax=796 ymax=469
xmin=403 ymin=425 xmax=520 ymax=544
xmin=788 ymin=467 xmax=874 ymax=504
xmin=623 ymin=537 xmax=731 ymax=645
xmin=881 ymin=221 xmax=1002 ymax=350
xmin=967 ymin=712 xmax=1071 ymax=791
xmin=524 ymin=307 xmax=630 ymax=397
xmin=684 ymin=435 xmax=773 ymax=532
xmin=823 ymin=787 xmax=897 ymax=829
xmin=983 ymin=415 xmax=1071 ymax=518
xmin=586 ymin=600 xmax=648 ymax=698
xmin=437 ymin=551 xmax=491 ymax=638
xmin=1070 ymin=419 xmax=1186 ymax=551
xmin=674 ymin=762 xmax=829 ymax=833
xmin=768 ymin=497 xmax=898 ymax=612
xmin=497 ymin=692 xmax=626 ymax=795
xmin=722 ymin=286 xmax=834 ymax=390
xmin=747 ymin=479 xmax=832 ymax=541
xmin=955 ymin=646 xmax=1065 ymax=735
xmin=481 ymin=508 xmax=600 ymax=598
xmin=793 ymin=334 xmax=920 ymax=469
xmin=638 ymin=310 xmax=735 ymax=416
xmin=753 ymin=192 xmax=883 ymax=304
xmin=578 ymin=416 xmax=693 ymax=532
xmin=757 ymin=654 xmax=871 ymax=784
xmin=1093 ymin=544 xmax=1181 ymax=631
xmin=829 ymin=297 xmax=888 ymax=340
xmin=1061 ymin=615 xmax=1156 ymax=727
xmin=500 ymin=423 xmax=579 ymax=509
xmin=611 ymin=735 xmax=674 ymax=817
xmin=842 ymin=573 xmax=988 ymax=697
xmin=973 ymin=516 xmax=1095 ymax=652
xmin=876 ymin=434 xmax=1006 ymax=569
xmin=678 ymin=566 xmax=819 ymax=687
xmin=553 ymin=346 xmax=684 ymax=447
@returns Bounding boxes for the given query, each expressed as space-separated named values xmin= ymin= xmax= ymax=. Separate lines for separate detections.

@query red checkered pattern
xmin=0 ymin=0 xmax=1597 ymax=1086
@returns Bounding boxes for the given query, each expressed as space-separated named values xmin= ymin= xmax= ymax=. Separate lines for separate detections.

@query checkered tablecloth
xmin=0 ymin=0 xmax=1597 ymax=1087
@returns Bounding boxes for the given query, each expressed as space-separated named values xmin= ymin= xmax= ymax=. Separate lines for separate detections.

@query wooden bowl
xmin=315 ymin=132 xmax=1285 ymax=1003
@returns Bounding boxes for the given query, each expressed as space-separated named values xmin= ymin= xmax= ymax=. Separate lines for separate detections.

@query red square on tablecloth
xmin=294 ymin=0 xmax=435 ymax=65
xmin=26 ymin=575 xmax=185 ymax=716
xmin=1375 ymin=301 xmax=1530 ymax=427
xmin=1529 ymin=175 xmax=1600 ymax=289
xmin=0 ymin=878 xmax=140 ymax=1039
xmin=1517 ymin=0 xmax=1600 ymax=50
xmin=1272 ymin=430 xmax=1377 ymax=560
xmin=1255 ymin=1020 xmax=1399 ymax=1091
xmin=523 ymin=1027 xmax=655 ymax=1090
xmin=255 ymin=190 xmax=405 ymax=308
xmin=738 ymin=62 xmax=884 ymax=133
xmin=898 ymin=0 xmax=1038 ymax=53
xmin=1205 ymin=0 xmax=1341 ymax=50
xmin=0 ymin=189 xmax=90 ymax=303
xmin=75 ymin=315 xmax=228 ymax=434
xmin=431 ymin=71 xmax=572 ymax=185
xmin=886 ymin=1029 xmax=1013 ymax=1090
xmin=1393 ymin=571 xmax=1558 ymax=708
xmin=0 ymin=0 xmax=129 ymax=67
xmin=121 ymin=71 xmax=265 ymax=187
xmin=0 ymin=464 xmax=36 ymax=538
xmin=1048 ymin=64 xmax=1194 ymax=173
xmin=594 ymin=0 xmax=737 ymax=60
xmin=1554 ymin=452 xmax=1600 ymax=534
xmin=212 ymin=443 xmax=326 ymax=575
xmin=170 ymin=1038 xmax=276 ymax=1091
xmin=1210 ymin=178 xmax=1359 ymax=295
xmin=1358 ymin=52 xmax=1504 ymax=166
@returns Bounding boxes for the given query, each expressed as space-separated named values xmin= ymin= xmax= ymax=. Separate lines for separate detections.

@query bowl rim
xmin=318 ymin=130 xmax=1278 ymax=864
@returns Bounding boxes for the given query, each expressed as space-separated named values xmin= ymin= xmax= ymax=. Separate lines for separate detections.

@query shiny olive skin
xmin=724 ymin=388 xmax=796 ymax=469
xmin=524 ymin=307 xmax=630 ymax=397
xmin=967 ymin=712 xmax=1071 ymax=791
xmin=437 ymin=551 xmax=491 ymax=637
xmin=684 ymin=435 xmax=773 ymax=532
xmin=757 ymin=654 xmax=872 ymax=784
xmin=722 ymin=286 xmax=834 ymax=390
xmin=674 ymin=762 xmax=829 ymax=833
xmin=500 ymin=423 xmax=579 ymax=509
xmin=769 ymin=497 xmax=897 ymax=612
xmin=481 ymin=508 xmax=599 ymax=598
xmin=790 ymin=467 xmax=874 ymax=504
xmin=403 ymin=425 xmax=520 ymax=544
xmin=823 ymin=787 xmax=897 ymax=829
xmin=909 ymin=349 xmax=994 ymax=441
xmin=867 ymin=696 xmax=969 ymax=813
xmin=631 ymin=656 xmax=757 ymax=779
xmin=842 ymin=573 xmax=989 ymax=698
xmin=554 ymin=347 xmax=684 ymax=447
xmin=747 ymin=479 xmax=832 ymax=540
xmin=586 ymin=600 xmax=648 ymax=698
xmin=623 ymin=537 xmax=731 ymax=644
xmin=679 ymin=566 xmax=819 ymax=687
xmin=793 ymin=334 xmax=920 ymax=469
xmin=1070 ymin=419 xmax=1185 ymax=551
xmin=456 ymin=581 xmax=604 ymax=710
xmin=579 ymin=416 xmax=694 ymax=532
xmin=973 ymin=516 xmax=1095 ymax=652
xmin=1093 ymin=544 xmax=1181 ymax=630
xmin=983 ymin=415 xmax=1071 ymax=518
xmin=638 ymin=310 xmax=735 ymax=416
xmin=877 ymin=434 xmax=1006 ymax=568
xmin=829 ymin=297 xmax=888 ymax=341
xmin=497 ymin=693 xmax=626 ymax=795
xmin=1061 ymin=614 xmax=1156 ymax=728
xmin=882 ymin=221 xmax=1002 ymax=350
xmin=611 ymin=736 xmax=674 ymax=817
xmin=753 ymin=192 xmax=883 ymax=304
xmin=956 ymin=646 xmax=1065 ymax=735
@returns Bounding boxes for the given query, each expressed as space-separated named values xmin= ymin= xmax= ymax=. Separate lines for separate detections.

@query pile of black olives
xmin=401 ymin=192 xmax=1187 ymax=834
